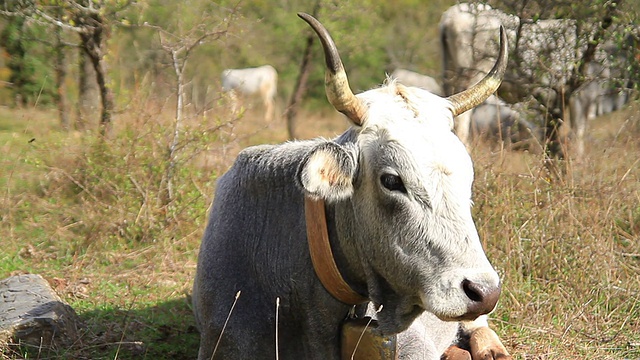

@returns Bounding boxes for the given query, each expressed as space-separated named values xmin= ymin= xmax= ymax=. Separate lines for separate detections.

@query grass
xmin=467 ymin=105 xmax=640 ymax=359
xmin=1 ymin=99 xmax=640 ymax=359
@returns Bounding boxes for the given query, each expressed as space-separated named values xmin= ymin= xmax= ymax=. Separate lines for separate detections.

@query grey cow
xmin=193 ymin=13 xmax=511 ymax=360
xmin=471 ymin=95 xmax=542 ymax=149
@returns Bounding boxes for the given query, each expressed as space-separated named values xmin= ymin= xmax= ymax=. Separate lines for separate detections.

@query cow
xmin=569 ymin=49 xmax=633 ymax=156
xmin=440 ymin=2 xmax=632 ymax=157
xmin=390 ymin=68 xmax=444 ymax=96
xmin=221 ymin=64 xmax=278 ymax=122
xmin=193 ymin=13 xmax=511 ymax=360
xmin=470 ymin=95 xmax=543 ymax=150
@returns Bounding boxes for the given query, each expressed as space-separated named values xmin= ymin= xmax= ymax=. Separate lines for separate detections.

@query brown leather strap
xmin=305 ymin=196 xmax=368 ymax=305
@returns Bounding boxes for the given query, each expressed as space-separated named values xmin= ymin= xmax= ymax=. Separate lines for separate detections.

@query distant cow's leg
xmin=455 ymin=111 xmax=473 ymax=150
xmin=227 ymin=90 xmax=240 ymax=116
xmin=568 ymin=94 xmax=587 ymax=160
xmin=264 ymin=97 xmax=274 ymax=122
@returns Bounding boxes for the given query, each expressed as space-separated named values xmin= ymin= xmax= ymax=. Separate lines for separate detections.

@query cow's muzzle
xmin=459 ymin=278 xmax=501 ymax=320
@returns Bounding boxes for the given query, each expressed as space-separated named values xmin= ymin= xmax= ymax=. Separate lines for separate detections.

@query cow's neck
xmin=305 ymin=196 xmax=368 ymax=305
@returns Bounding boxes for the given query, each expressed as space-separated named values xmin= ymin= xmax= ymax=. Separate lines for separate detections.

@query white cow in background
xmin=439 ymin=3 xmax=633 ymax=157
xmin=471 ymin=95 xmax=544 ymax=150
xmin=221 ymin=65 xmax=278 ymax=122
xmin=390 ymin=69 xmax=444 ymax=96
xmin=569 ymin=50 xmax=633 ymax=156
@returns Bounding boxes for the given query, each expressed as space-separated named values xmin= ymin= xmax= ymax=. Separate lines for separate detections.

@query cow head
xmin=297 ymin=13 xmax=507 ymax=333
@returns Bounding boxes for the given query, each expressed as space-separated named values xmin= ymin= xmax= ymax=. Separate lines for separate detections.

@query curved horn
xmin=298 ymin=12 xmax=367 ymax=126
xmin=447 ymin=26 xmax=509 ymax=117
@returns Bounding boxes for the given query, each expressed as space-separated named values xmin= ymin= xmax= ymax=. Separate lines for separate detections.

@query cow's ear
xmin=298 ymin=142 xmax=357 ymax=202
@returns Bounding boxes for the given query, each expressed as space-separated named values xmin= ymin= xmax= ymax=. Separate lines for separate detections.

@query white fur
xmin=353 ymin=83 xmax=500 ymax=320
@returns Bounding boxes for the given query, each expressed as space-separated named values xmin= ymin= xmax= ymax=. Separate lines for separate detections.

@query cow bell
xmin=341 ymin=317 xmax=398 ymax=360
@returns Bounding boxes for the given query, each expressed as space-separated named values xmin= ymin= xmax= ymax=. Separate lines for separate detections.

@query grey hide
xmin=192 ymin=133 xmax=488 ymax=359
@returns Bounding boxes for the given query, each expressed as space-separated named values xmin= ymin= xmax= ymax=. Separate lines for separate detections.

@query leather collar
xmin=304 ymin=196 xmax=368 ymax=305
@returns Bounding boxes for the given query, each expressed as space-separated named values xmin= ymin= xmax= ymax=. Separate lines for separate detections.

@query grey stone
xmin=0 ymin=274 xmax=81 ymax=349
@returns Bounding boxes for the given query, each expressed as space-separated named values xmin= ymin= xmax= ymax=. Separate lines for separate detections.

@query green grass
xmin=2 ymin=102 xmax=640 ymax=359
xmin=1 ymin=105 xmax=213 ymax=359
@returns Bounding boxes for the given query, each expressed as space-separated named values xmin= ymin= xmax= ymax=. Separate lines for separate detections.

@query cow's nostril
xmin=462 ymin=279 xmax=483 ymax=302
xmin=460 ymin=278 xmax=501 ymax=319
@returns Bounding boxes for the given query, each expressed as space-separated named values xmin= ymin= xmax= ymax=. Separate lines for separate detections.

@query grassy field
xmin=1 ymin=99 xmax=640 ymax=359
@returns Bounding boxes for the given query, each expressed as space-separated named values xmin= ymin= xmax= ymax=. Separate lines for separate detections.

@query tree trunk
xmin=54 ymin=11 xmax=69 ymax=131
xmin=76 ymin=49 xmax=98 ymax=131
xmin=164 ymin=50 xmax=185 ymax=205
xmin=76 ymin=9 xmax=114 ymax=136
xmin=283 ymin=1 xmax=321 ymax=140
xmin=81 ymin=36 xmax=114 ymax=135
xmin=88 ymin=50 xmax=114 ymax=136
xmin=548 ymin=0 xmax=620 ymax=159
xmin=284 ymin=36 xmax=315 ymax=140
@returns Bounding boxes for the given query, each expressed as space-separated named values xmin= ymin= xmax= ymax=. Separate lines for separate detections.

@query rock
xmin=0 ymin=274 xmax=81 ymax=349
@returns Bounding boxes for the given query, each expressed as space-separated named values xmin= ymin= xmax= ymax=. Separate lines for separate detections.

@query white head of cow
xmin=297 ymin=13 xmax=507 ymax=332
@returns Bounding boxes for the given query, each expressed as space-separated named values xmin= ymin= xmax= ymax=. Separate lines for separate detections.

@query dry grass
xmin=1 ymin=100 xmax=640 ymax=359
xmin=468 ymin=104 xmax=640 ymax=359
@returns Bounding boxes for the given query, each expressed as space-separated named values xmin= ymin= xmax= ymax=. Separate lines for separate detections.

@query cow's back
xmin=390 ymin=69 xmax=444 ymax=96
xmin=221 ymin=65 xmax=277 ymax=97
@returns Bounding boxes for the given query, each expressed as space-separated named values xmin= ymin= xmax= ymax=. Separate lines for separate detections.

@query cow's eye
xmin=380 ymin=174 xmax=407 ymax=193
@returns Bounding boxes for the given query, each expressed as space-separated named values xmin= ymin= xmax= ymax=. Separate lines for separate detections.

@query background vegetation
xmin=1 ymin=0 xmax=640 ymax=359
